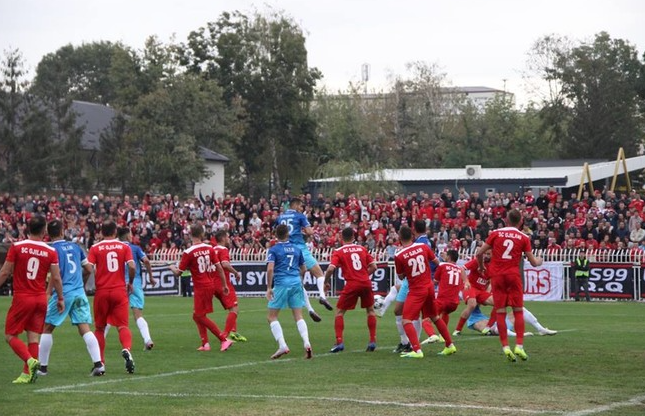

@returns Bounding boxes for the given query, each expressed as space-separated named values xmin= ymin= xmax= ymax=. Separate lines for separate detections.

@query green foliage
xmin=179 ymin=10 xmax=322 ymax=196
xmin=533 ymin=32 xmax=645 ymax=158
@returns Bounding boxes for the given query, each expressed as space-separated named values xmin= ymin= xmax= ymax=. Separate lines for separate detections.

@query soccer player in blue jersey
xmin=276 ymin=198 xmax=331 ymax=322
xmin=266 ymin=224 xmax=312 ymax=360
xmin=108 ymin=227 xmax=156 ymax=350
xmin=38 ymin=220 xmax=105 ymax=376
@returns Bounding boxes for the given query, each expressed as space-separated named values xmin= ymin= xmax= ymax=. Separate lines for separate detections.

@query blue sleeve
xmin=298 ymin=249 xmax=305 ymax=266
xmin=136 ymin=245 xmax=146 ymax=263
xmin=78 ymin=246 xmax=86 ymax=262
xmin=267 ymin=247 xmax=276 ymax=263
xmin=299 ymin=212 xmax=311 ymax=228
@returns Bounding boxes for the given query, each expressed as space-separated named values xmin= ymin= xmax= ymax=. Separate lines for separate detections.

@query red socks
xmin=367 ymin=315 xmax=377 ymax=343
xmin=334 ymin=315 xmax=344 ymax=344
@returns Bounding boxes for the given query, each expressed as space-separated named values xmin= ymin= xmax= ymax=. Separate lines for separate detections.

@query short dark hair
xmin=101 ymin=220 xmax=117 ymax=237
xmin=275 ymin=224 xmax=289 ymax=240
xmin=47 ymin=219 xmax=63 ymax=239
xmin=446 ymin=249 xmax=459 ymax=262
xmin=117 ymin=226 xmax=131 ymax=240
xmin=507 ymin=209 xmax=522 ymax=227
xmin=190 ymin=224 xmax=204 ymax=239
xmin=341 ymin=227 xmax=355 ymax=242
xmin=413 ymin=219 xmax=426 ymax=234
xmin=399 ymin=226 xmax=413 ymax=243
xmin=290 ymin=198 xmax=302 ymax=208
xmin=214 ymin=229 xmax=228 ymax=243
xmin=28 ymin=215 xmax=47 ymax=236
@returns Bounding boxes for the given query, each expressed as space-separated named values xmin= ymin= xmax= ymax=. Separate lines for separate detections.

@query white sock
xmin=296 ymin=319 xmax=310 ymax=348
xmin=381 ymin=286 xmax=398 ymax=314
xmin=316 ymin=276 xmax=327 ymax=299
xmin=522 ymin=308 xmax=545 ymax=332
xmin=83 ymin=331 xmax=102 ymax=363
xmin=507 ymin=329 xmax=517 ymax=337
xmin=302 ymin=287 xmax=314 ymax=312
xmin=104 ymin=323 xmax=111 ymax=338
xmin=270 ymin=321 xmax=288 ymax=350
xmin=413 ymin=318 xmax=422 ymax=337
xmin=136 ymin=317 xmax=152 ymax=343
xmin=39 ymin=333 xmax=53 ymax=366
xmin=395 ymin=315 xmax=409 ymax=344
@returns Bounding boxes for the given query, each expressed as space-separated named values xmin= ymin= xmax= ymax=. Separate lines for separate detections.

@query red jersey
xmin=330 ymin=243 xmax=375 ymax=286
xmin=394 ymin=243 xmax=436 ymax=290
xmin=178 ymin=243 xmax=220 ymax=289
xmin=214 ymin=244 xmax=233 ymax=287
xmin=464 ymin=258 xmax=490 ymax=291
xmin=434 ymin=262 xmax=464 ymax=302
xmin=88 ymin=239 xmax=134 ymax=291
xmin=6 ymin=240 xmax=59 ymax=296
xmin=485 ymin=227 xmax=532 ymax=278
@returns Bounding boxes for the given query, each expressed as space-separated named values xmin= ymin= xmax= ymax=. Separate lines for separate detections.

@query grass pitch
xmin=0 ymin=296 xmax=644 ymax=416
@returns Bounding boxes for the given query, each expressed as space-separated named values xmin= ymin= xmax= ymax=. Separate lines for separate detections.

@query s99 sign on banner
xmin=587 ymin=264 xmax=636 ymax=299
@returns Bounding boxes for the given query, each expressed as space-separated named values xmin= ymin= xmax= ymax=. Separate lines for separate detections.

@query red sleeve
xmin=434 ymin=264 xmax=444 ymax=282
xmin=124 ymin=244 xmax=133 ymax=262
xmin=464 ymin=258 xmax=478 ymax=272
xmin=210 ymin=247 xmax=220 ymax=265
xmin=425 ymin=245 xmax=436 ymax=262
xmin=87 ymin=246 xmax=96 ymax=265
xmin=330 ymin=250 xmax=341 ymax=267
xmin=178 ymin=252 xmax=190 ymax=272
xmin=219 ymin=248 xmax=231 ymax=263
xmin=6 ymin=244 xmax=16 ymax=263
xmin=365 ymin=250 xmax=375 ymax=265
xmin=394 ymin=255 xmax=403 ymax=276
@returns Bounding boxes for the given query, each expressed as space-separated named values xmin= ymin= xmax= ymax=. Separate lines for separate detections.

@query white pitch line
xmin=564 ymin=394 xmax=645 ymax=416
xmin=40 ymin=389 xmax=558 ymax=414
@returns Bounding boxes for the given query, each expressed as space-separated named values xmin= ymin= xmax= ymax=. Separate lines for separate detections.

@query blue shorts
xmin=395 ymin=279 xmax=409 ymax=303
xmin=268 ymin=285 xmax=306 ymax=310
xmin=294 ymin=243 xmax=317 ymax=270
xmin=129 ymin=285 xmax=145 ymax=310
xmin=466 ymin=307 xmax=488 ymax=330
xmin=45 ymin=291 xmax=93 ymax=327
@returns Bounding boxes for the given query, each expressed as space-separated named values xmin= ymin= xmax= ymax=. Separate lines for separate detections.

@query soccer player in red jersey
xmin=170 ymin=224 xmax=233 ymax=352
xmin=476 ymin=209 xmax=543 ymax=362
xmin=394 ymin=226 xmax=456 ymax=358
xmin=88 ymin=221 xmax=136 ymax=374
xmin=213 ymin=230 xmax=247 ymax=342
xmin=452 ymin=252 xmax=496 ymax=336
xmin=324 ymin=227 xmax=378 ymax=353
xmin=433 ymin=249 xmax=465 ymax=325
xmin=0 ymin=215 xmax=64 ymax=384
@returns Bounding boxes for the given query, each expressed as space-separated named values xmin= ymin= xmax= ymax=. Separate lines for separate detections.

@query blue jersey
xmin=267 ymin=241 xmax=304 ymax=287
xmin=276 ymin=209 xmax=310 ymax=245
xmin=51 ymin=240 xmax=87 ymax=297
xmin=126 ymin=242 xmax=147 ymax=287
xmin=415 ymin=234 xmax=438 ymax=275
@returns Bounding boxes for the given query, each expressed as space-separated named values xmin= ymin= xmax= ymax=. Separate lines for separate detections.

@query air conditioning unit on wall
xmin=465 ymin=165 xmax=482 ymax=179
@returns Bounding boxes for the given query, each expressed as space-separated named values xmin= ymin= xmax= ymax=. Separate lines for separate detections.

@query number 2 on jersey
xmin=502 ymin=239 xmax=514 ymax=259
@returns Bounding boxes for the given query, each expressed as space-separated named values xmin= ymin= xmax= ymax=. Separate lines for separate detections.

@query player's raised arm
xmin=476 ymin=243 xmax=492 ymax=273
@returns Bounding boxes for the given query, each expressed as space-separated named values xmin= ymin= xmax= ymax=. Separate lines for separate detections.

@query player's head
xmin=28 ymin=215 xmax=47 ymax=237
xmin=399 ymin=225 xmax=413 ymax=243
xmin=341 ymin=227 xmax=355 ymax=243
xmin=446 ymin=249 xmax=459 ymax=262
xmin=100 ymin=220 xmax=117 ymax=238
xmin=413 ymin=219 xmax=426 ymax=235
xmin=46 ymin=219 xmax=64 ymax=240
xmin=290 ymin=198 xmax=303 ymax=210
xmin=507 ymin=209 xmax=523 ymax=227
xmin=190 ymin=224 xmax=204 ymax=240
xmin=275 ymin=224 xmax=289 ymax=241
xmin=117 ymin=226 xmax=131 ymax=242
xmin=214 ymin=229 xmax=229 ymax=245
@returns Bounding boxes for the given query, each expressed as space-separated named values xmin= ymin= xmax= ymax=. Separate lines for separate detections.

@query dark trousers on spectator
xmin=181 ymin=277 xmax=193 ymax=297
xmin=573 ymin=277 xmax=591 ymax=301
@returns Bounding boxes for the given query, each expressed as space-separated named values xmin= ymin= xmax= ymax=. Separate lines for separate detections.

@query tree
xmin=0 ymin=49 xmax=28 ymax=191
xmin=534 ymin=32 xmax=645 ymax=158
xmin=179 ymin=10 xmax=321 ymax=196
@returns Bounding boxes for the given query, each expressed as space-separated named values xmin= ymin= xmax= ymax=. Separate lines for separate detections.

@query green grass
xmin=1 ymin=297 xmax=644 ymax=416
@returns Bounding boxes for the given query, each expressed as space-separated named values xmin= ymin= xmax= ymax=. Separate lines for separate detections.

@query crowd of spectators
xmin=2 ymin=186 xmax=645 ymax=262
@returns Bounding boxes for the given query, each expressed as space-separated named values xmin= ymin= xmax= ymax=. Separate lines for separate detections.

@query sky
xmin=1 ymin=0 xmax=644 ymax=106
